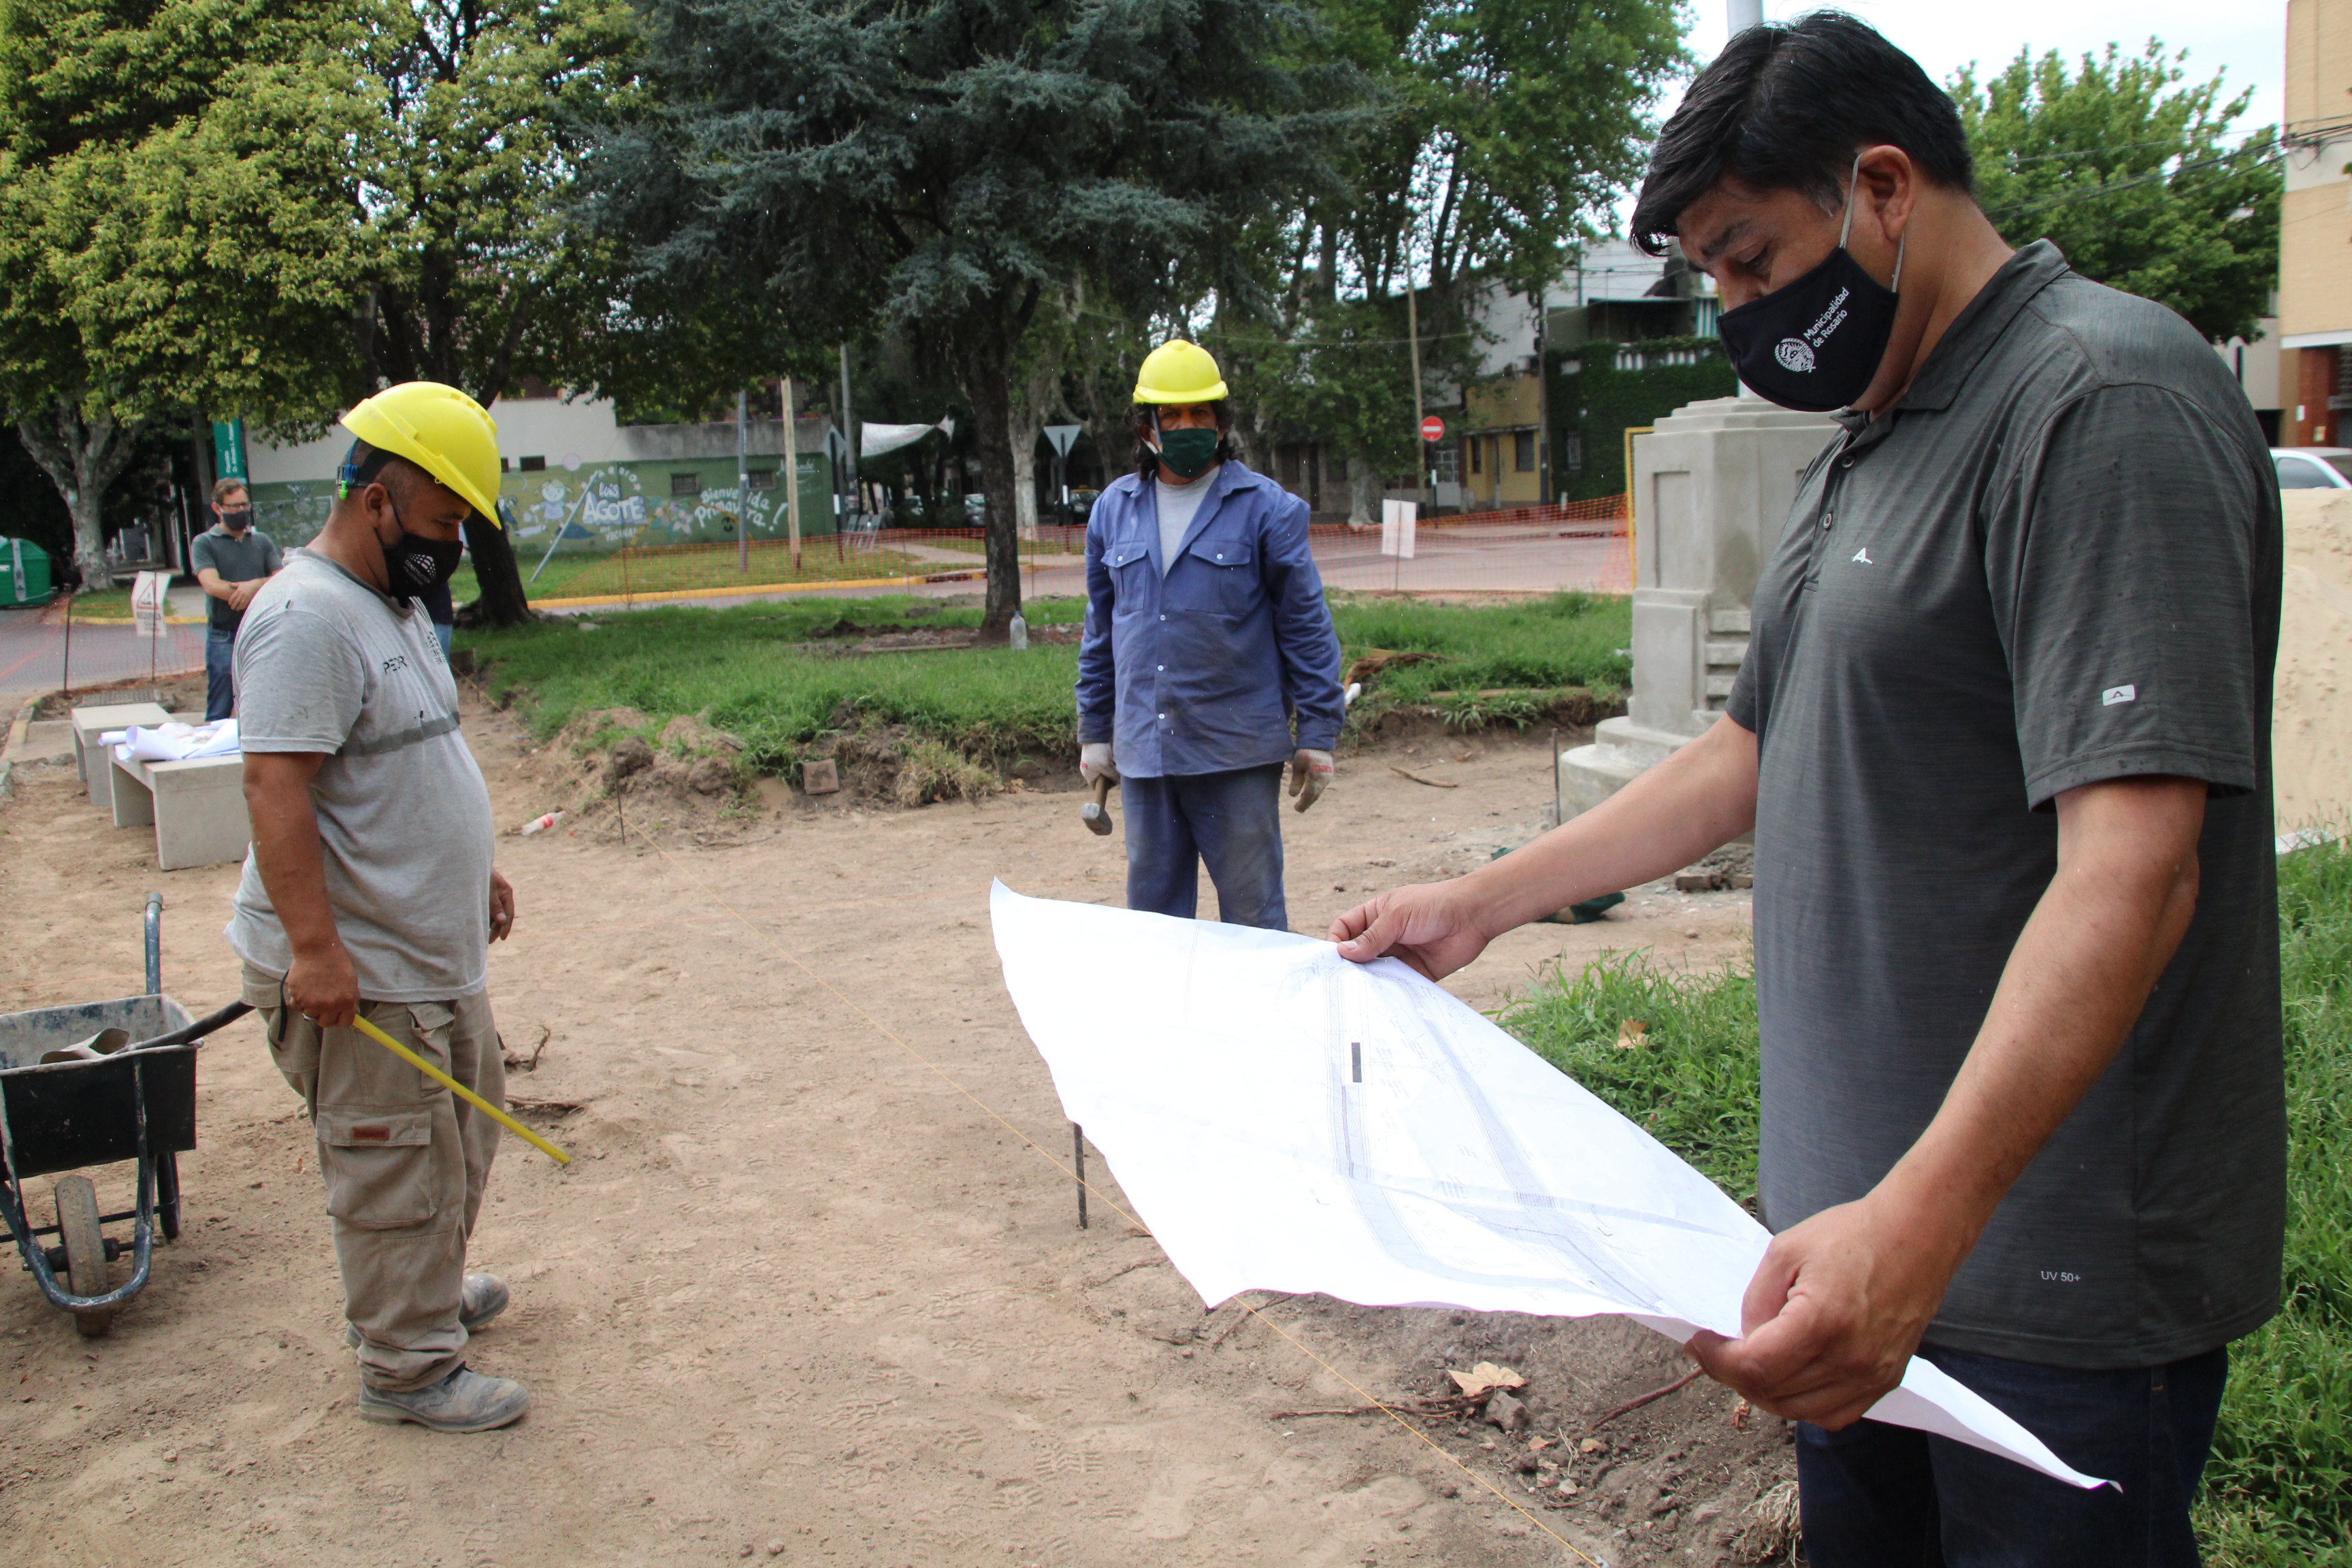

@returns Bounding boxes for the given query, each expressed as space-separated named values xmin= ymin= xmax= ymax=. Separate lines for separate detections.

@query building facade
xmin=2282 ymin=0 xmax=2352 ymax=447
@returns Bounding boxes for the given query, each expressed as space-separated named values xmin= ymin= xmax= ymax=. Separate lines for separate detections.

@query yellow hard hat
xmin=340 ymin=381 xmax=504 ymax=527
xmin=1133 ymin=340 xmax=1228 ymax=404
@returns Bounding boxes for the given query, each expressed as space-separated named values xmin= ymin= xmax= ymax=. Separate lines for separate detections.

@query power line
xmin=1983 ymin=142 xmax=2284 ymax=223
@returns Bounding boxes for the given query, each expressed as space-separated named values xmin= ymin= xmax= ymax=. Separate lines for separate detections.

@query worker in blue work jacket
xmin=1075 ymin=340 xmax=1346 ymax=930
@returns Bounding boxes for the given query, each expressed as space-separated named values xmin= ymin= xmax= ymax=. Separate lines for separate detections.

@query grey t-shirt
xmin=1729 ymin=242 xmax=2283 ymax=1369
xmin=188 ymin=525 xmax=284 ymax=632
xmin=225 ymin=550 xmax=496 ymax=1002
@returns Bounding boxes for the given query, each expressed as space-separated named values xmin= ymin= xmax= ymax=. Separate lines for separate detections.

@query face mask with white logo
xmin=1716 ymin=153 xmax=1906 ymax=413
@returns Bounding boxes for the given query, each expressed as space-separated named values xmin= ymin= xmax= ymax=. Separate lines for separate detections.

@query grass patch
xmin=463 ymin=595 xmax=1091 ymax=772
xmin=461 ymin=590 xmax=1633 ymax=772
xmin=1331 ymin=591 xmax=1631 ymax=708
xmin=1497 ymin=838 xmax=2352 ymax=1561
xmin=1499 ymin=950 xmax=1762 ymax=1207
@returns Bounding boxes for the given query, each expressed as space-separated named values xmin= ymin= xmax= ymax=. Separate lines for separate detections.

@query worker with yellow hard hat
xmin=1075 ymin=341 xmax=1345 ymax=928
xmin=225 ymin=382 xmax=532 ymax=1433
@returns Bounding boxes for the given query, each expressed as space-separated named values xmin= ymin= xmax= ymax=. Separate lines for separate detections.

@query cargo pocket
xmin=242 ymin=965 xmax=318 ymax=1089
xmin=316 ymin=1107 xmax=440 ymax=1228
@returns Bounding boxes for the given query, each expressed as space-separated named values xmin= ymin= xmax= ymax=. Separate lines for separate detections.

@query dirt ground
xmin=0 ymin=691 xmax=1789 ymax=1568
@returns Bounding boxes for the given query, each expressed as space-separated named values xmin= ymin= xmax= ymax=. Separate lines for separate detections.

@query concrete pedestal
xmin=71 ymin=702 xmax=172 ymax=812
xmin=109 ymin=751 xmax=251 ymax=871
xmin=1559 ymin=397 xmax=1838 ymax=821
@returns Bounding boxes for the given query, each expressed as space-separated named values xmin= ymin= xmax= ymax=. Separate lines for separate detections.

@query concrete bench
xmin=109 ymin=750 xmax=250 ymax=871
xmin=71 ymin=702 xmax=172 ymax=813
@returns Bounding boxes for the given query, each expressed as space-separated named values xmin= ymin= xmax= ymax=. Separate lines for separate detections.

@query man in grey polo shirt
xmin=189 ymin=478 xmax=284 ymax=721
xmin=1330 ymin=16 xmax=2278 ymax=1564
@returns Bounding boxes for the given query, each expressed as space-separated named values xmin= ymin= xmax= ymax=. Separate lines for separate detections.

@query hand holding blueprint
xmin=990 ymin=883 xmax=2106 ymax=1488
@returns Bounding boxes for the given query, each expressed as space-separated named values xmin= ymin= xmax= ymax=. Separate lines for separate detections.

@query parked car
xmin=1065 ymin=487 xmax=1101 ymax=521
xmin=2272 ymin=447 xmax=2352 ymax=489
xmin=962 ymin=493 xmax=988 ymax=527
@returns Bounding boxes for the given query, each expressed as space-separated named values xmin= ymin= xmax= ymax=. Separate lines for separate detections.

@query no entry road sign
xmin=1420 ymin=416 xmax=1446 ymax=442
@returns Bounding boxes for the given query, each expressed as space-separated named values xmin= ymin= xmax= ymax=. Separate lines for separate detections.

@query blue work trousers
xmin=204 ymin=626 xmax=237 ymax=721
xmin=1797 ymin=1342 xmax=2228 ymax=1567
xmin=1122 ymin=764 xmax=1288 ymax=930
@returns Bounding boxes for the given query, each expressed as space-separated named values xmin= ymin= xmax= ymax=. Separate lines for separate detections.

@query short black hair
xmin=338 ymin=439 xmax=429 ymax=497
xmin=1630 ymin=11 xmax=1972 ymax=257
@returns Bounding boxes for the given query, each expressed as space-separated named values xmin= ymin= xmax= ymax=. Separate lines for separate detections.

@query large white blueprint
xmin=989 ymin=883 xmax=2107 ymax=1489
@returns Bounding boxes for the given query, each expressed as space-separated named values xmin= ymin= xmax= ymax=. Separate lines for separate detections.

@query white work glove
xmin=1080 ymin=742 xmax=1119 ymax=784
xmin=1289 ymin=749 xmax=1335 ymax=813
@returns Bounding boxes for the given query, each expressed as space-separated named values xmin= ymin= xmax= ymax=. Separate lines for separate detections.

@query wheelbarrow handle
xmin=125 ymin=1000 xmax=254 ymax=1054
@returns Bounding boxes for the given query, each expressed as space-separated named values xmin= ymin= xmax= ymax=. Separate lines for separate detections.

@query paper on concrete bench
xmin=106 ymin=719 xmax=239 ymax=764
xmin=988 ymin=882 xmax=2108 ymax=1490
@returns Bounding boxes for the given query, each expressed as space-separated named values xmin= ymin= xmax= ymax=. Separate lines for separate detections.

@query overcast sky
xmin=1603 ymin=2 xmax=2286 ymax=233
xmin=1680 ymin=1 xmax=2287 ymax=129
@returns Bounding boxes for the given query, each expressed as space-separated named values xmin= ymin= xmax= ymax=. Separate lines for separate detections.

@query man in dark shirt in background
xmin=1330 ymin=16 xmax=2280 ymax=1565
xmin=190 ymin=478 xmax=285 ymax=720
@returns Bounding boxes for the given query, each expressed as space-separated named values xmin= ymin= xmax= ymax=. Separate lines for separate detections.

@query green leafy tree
xmin=1231 ymin=0 xmax=1684 ymax=509
xmin=587 ymin=0 xmax=1364 ymax=638
xmin=1954 ymin=41 xmax=2281 ymax=342
xmin=346 ymin=0 xmax=645 ymax=625
xmin=0 ymin=0 xmax=372 ymax=589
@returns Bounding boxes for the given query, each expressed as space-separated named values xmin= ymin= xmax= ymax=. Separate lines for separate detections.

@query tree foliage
xmin=1954 ymin=40 xmax=2281 ymax=343
xmin=0 ymin=0 xmax=372 ymax=584
xmin=1218 ymin=0 xmax=1682 ymax=506
xmin=585 ymin=0 xmax=1365 ymax=635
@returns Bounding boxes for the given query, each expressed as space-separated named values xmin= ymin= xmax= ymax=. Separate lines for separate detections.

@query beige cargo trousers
xmin=245 ymin=963 xmax=503 ymax=1394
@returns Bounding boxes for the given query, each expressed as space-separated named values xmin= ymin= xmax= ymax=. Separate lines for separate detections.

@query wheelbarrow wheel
xmin=54 ymin=1177 xmax=112 ymax=1337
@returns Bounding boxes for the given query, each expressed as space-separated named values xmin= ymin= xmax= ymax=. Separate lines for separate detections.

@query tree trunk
xmin=16 ymin=405 xmax=144 ymax=591
xmin=1012 ymin=424 xmax=1041 ymax=542
xmin=1347 ymin=451 xmax=1382 ymax=530
xmin=455 ymin=387 xmax=534 ymax=628
xmin=959 ymin=350 xmax=1022 ymax=640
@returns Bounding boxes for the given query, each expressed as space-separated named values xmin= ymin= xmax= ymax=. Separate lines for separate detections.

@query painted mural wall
xmin=243 ymin=451 xmax=836 ymax=555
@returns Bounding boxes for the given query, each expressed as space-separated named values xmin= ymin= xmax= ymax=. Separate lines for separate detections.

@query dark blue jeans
xmin=204 ymin=626 xmax=236 ymax=721
xmin=1122 ymin=764 xmax=1288 ymax=930
xmin=1798 ymin=1342 xmax=2230 ymax=1567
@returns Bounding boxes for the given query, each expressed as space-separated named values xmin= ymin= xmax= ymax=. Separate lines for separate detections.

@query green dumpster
xmin=0 ymin=538 xmax=52 ymax=606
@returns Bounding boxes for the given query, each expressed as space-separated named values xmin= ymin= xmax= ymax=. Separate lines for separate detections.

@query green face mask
xmin=1154 ymin=425 xmax=1220 ymax=480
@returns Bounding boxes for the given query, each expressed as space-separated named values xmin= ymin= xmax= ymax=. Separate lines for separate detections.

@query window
xmin=518 ymin=455 xmax=546 ymax=472
xmin=2276 ymin=456 xmax=2340 ymax=489
xmin=1514 ymin=430 xmax=1537 ymax=472
xmin=1468 ymin=437 xmax=1482 ymax=475
xmin=1563 ymin=433 xmax=1584 ymax=474
xmin=670 ymin=472 xmax=702 ymax=495
xmin=747 ymin=469 xmax=777 ymax=491
xmin=499 ymin=457 xmax=511 ymax=473
xmin=1429 ymin=441 xmax=1458 ymax=484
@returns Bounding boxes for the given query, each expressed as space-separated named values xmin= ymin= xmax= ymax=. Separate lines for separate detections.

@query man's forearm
xmin=1876 ymin=777 xmax=2206 ymax=1254
xmin=1454 ymin=714 xmax=1760 ymax=936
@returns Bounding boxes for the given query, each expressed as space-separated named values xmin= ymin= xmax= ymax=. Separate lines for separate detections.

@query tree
xmin=1228 ymin=0 xmax=1684 ymax=510
xmin=346 ymin=0 xmax=644 ymax=625
xmin=0 ymin=0 xmax=372 ymax=591
xmin=1953 ymin=41 xmax=2281 ymax=343
xmin=588 ymin=0 xmax=1365 ymax=638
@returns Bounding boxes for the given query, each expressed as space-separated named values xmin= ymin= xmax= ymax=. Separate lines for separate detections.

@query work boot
xmin=346 ymin=1273 xmax=510 ymax=1348
xmin=357 ymin=1365 xmax=531 ymax=1433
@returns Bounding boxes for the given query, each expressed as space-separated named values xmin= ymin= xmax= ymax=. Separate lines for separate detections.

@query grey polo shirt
xmin=189 ymin=524 xmax=284 ymax=632
xmin=1730 ymin=241 xmax=2283 ymax=1369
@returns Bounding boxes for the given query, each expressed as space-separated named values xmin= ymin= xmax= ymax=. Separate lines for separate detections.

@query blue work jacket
xmin=1075 ymin=460 xmax=1345 ymax=779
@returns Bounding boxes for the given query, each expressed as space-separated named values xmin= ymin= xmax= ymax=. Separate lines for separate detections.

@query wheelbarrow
xmin=0 ymin=894 xmax=244 ymax=1336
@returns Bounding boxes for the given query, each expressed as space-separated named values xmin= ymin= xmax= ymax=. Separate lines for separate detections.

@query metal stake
xmin=1073 ymin=1122 xmax=1088 ymax=1229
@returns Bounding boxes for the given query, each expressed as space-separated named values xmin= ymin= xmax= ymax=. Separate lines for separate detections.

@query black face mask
xmin=1716 ymin=158 xmax=1906 ymax=413
xmin=381 ymin=510 xmax=465 ymax=599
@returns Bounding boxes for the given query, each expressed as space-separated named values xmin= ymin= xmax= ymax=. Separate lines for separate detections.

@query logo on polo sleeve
xmin=2101 ymin=684 xmax=2137 ymax=706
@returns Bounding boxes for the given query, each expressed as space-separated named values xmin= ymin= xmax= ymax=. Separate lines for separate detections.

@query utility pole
xmin=1406 ymin=272 xmax=1428 ymax=516
xmin=1535 ymin=295 xmax=1552 ymax=506
xmin=838 ymin=344 xmax=860 ymax=529
xmin=783 ymin=377 xmax=803 ymax=570
xmin=1727 ymin=0 xmax=1762 ymax=35
xmin=735 ymin=388 xmax=751 ymax=574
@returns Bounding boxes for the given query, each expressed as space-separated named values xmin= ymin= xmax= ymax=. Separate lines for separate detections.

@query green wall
xmin=245 ymin=451 xmax=837 ymax=553
xmin=1548 ymin=338 xmax=1739 ymax=503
